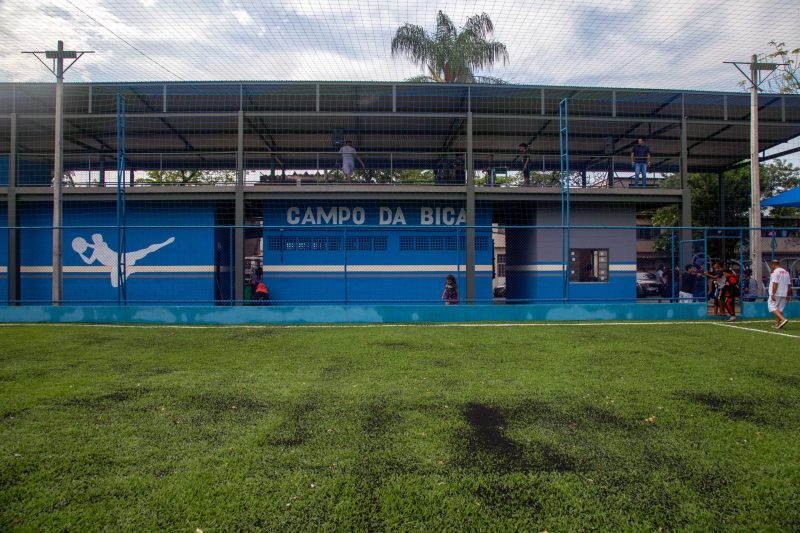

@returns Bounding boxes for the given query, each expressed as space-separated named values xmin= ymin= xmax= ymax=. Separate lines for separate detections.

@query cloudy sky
xmin=0 ymin=0 xmax=798 ymax=91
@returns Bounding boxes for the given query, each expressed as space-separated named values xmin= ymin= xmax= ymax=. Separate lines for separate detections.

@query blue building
xmin=1 ymin=81 xmax=799 ymax=306
xmin=262 ymin=201 xmax=493 ymax=303
xmin=15 ymin=201 xmax=230 ymax=304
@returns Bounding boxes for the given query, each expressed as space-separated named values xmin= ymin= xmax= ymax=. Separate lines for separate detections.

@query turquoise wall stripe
xmin=2 ymin=302 xmax=796 ymax=325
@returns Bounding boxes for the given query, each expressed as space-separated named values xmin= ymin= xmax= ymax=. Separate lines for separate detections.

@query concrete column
xmin=8 ymin=113 xmax=18 ymax=304
xmin=235 ymin=110 xmax=245 ymax=304
xmin=465 ymin=109 xmax=475 ymax=303
xmin=680 ymin=108 xmax=692 ymax=251
xmin=719 ymin=171 xmax=726 ymax=263
xmin=52 ymin=41 xmax=65 ymax=305
xmin=748 ymin=55 xmax=763 ymax=285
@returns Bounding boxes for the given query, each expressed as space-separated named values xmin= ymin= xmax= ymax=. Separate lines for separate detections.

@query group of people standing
xmin=705 ymin=263 xmax=741 ymax=321
xmin=670 ymin=260 xmax=792 ymax=327
xmin=674 ymin=262 xmax=740 ymax=319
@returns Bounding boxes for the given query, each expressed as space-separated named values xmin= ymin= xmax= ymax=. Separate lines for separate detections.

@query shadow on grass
xmin=751 ymin=369 xmax=800 ymax=389
xmin=676 ymin=391 xmax=796 ymax=427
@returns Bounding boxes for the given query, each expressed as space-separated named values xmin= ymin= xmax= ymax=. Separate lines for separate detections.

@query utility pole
xmin=23 ymin=42 xmax=93 ymax=305
xmin=725 ymin=55 xmax=781 ymax=286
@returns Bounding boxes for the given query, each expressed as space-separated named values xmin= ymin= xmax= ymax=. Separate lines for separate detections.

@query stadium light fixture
xmin=725 ymin=54 xmax=785 ymax=286
xmin=23 ymin=41 xmax=93 ymax=305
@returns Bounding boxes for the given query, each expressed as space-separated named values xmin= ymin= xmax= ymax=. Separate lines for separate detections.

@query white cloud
xmin=231 ymin=8 xmax=255 ymax=27
xmin=0 ymin=0 xmax=797 ymax=90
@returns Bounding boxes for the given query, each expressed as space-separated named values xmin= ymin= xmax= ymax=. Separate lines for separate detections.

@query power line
xmin=61 ymin=0 xmax=185 ymax=81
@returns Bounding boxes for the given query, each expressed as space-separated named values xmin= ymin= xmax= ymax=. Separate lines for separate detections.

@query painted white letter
xmin=287 ymin=207 xmax=300 ymax=225
xmin=317 ymin=206 xmax=336 ymax=225
xmin=443 ymin=207 xmax=455 ymax=225
xmin=379 ymin=207 xmax=392 ymax=225
xmin=421 ymin=207 xmax=433 ymax=225
xmin=301 ymin=207 xmax=316 ymax=224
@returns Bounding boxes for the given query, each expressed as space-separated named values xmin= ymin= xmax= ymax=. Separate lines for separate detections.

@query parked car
xmin=636 ymin=271 xmax=661 ymax=298
xmin=493 ymin=284 xmax=506 ymax=298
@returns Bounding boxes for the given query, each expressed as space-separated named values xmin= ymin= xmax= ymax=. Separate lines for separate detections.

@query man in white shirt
xmin=655 ymin=265 xmax=667 ymax=297
xmin=768 ymin=259 xmax=791 ymax=329
xmin=338 ymin=140 xmax=364 ymax=183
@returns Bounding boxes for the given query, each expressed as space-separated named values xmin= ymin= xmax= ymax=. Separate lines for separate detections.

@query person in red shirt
xmin=252 ymin=267 xmax=269 ymax=305
xmin=720 ymin=268 xmax=739 ymax=321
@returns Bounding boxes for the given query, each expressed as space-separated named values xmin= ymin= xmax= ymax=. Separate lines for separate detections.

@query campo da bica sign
xmin=285 ymin=206 xmax=468 ymax=226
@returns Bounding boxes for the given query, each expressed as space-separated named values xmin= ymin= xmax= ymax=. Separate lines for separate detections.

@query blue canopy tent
xmin=762 ymin=187 xmax=800 ymax=207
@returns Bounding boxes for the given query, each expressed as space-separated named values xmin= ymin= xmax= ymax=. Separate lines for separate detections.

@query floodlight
xmin=752 ymin=62 xmax=779 ymax=71
xmin=45 ymin=50 xmax=78 ymax=59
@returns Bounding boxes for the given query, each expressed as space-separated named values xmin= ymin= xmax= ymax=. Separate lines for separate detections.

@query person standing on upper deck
xmin=339 ymin=140 xmax=365 ymax=183
xmin=518 ymin=143 xmax=531 ymax=187
xmin=630 ymin=138 xmax=651 ymax=188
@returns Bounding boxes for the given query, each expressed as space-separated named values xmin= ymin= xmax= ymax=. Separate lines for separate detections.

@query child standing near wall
xmin=442 ymin=274 xmax=459 ymax=305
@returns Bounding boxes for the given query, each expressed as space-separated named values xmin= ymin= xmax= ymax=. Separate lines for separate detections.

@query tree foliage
xmin=138 ymin=170 xmax=236 ymax=185
xmin=650 ymin=160 xmax=800 ymax=252
xmin=764 ymin=41 xmax=800 ymax=94
xmin=740 ymin=41 xmax=800 ymax=94
xmin=391 ymin=11 xmax=508 ymax=83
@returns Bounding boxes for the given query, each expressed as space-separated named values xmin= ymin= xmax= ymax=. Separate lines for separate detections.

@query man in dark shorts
xmin=704 ymin=262 xmax=724 ymax=315
xmin=518 ymin=143 xmax=530 ymax=186
xmin=630 ymin=138 xmax=651 ymax=187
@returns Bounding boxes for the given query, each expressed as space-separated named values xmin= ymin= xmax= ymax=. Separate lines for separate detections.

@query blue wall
xmin=0 ymin=155 xmax=7 ymax=186
xmin=18 ymin=202 xmax=226 ymax=304
xmin=215 ymin=226 xmax=233 ymax=303
xmin=507 ymin=205 xmax=637 ymax=302
xmin=0 ymin=156 xmax=54 ymax=186
xmin=0 ymin=203 xmax=6 ymax=303
xmin=262 ymin=201 xmax=493 ymax=303
xmin=2 ymin=301 xmax=799 ymax=325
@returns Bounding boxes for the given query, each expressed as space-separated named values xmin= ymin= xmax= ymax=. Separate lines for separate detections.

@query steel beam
xmin=235 ymin=110 xmax=245 ymax=304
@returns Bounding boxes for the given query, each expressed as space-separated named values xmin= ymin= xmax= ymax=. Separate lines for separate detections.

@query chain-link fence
xmin=3 ymin=220 xmax=799 ymax=307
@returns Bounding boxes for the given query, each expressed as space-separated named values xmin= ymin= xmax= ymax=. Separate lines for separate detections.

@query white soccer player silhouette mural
xmin=72 ymin=233 xmax=175 ymax=287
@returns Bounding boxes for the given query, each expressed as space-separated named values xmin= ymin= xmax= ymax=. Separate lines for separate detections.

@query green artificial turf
xmin=1 ymin=322 xmax=798 ymax=530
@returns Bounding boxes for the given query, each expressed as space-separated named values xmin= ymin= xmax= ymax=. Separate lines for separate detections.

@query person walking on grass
xmin=721 ymin=268 xmax=739 ymax=322
xmin=768 ymin=259 xmax=791 ymax=329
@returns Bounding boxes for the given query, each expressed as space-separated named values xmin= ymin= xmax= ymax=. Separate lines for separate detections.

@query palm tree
xmin=391 ymin=11 xmax=509 ymax=84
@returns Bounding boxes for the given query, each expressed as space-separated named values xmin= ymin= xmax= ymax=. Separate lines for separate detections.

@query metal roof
xmin=1 ymin=81 xmax=799 ymax=175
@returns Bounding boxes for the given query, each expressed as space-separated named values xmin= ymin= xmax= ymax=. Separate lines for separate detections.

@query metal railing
xmin=2 ymin=152 xmax=682 ymax=189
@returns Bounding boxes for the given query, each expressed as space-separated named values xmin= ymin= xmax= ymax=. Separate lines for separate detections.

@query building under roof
xmin=1 ymin=82 xmax=799 ymax=304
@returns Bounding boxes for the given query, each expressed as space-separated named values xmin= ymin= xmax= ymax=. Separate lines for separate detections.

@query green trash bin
xmin=244 ymin=285 xmax=253 ymax=304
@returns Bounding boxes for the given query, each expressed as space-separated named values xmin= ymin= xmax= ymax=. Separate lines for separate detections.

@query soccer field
xmin=1 ymin=321 xmax=798 ymax=530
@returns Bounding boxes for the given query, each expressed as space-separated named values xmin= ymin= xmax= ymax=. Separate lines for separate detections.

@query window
xmin=636 ymin=226 xmax=662 ymax=240
xmin=267 ymin=235 xmax=386 ymax=252
xmin=570 ymin=249 xmax=608 ymax=282
xmin=496 ymin=253 xmax=506 ymax=278
xmin=398 ymin=235 xmax=491 ymax=252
